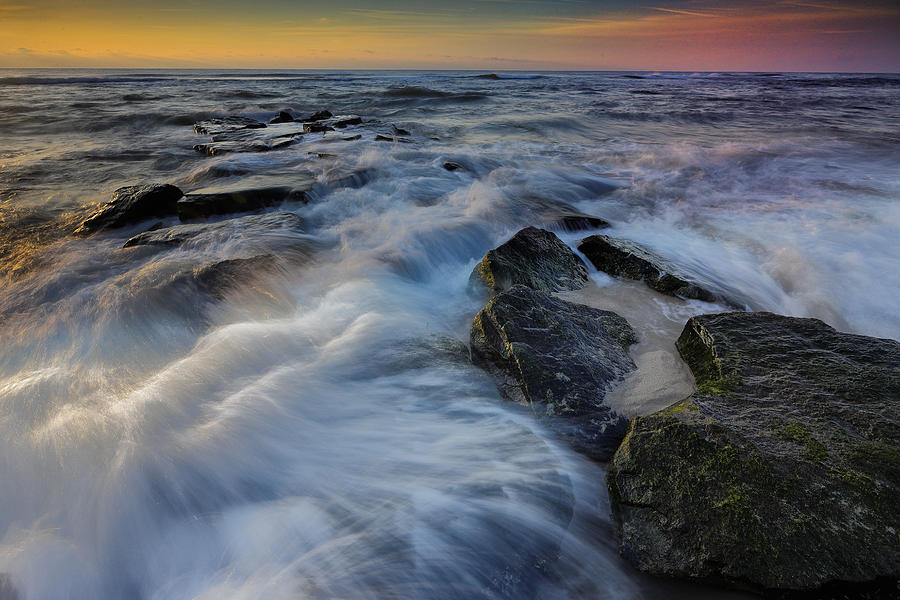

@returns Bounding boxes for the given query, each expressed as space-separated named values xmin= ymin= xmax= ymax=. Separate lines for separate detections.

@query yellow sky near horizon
xmin=1 ymin=1 xmax=898 ymax=71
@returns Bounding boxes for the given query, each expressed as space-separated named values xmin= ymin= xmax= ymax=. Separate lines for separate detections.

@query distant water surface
xmin=0 ymin=69 xmax=897 ymax=599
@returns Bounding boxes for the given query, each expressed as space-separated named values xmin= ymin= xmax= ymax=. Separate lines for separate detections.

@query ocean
xmin=0 ymin=69 xmax=898 ymax=599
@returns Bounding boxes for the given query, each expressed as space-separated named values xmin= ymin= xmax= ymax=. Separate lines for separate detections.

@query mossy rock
xmin=469 ymin=227 xmax=589 ymax=296
xmin=608 ymin=311 xmax=900 ymax=595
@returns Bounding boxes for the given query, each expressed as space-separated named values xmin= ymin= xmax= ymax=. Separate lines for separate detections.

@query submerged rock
xmin=193 ymin=116 xmax=266 ymax=135
xmin=193 ymin=137 xmax=297 ymax=156
xmin=443 ymin=161 xmax=462 ymax=171
xmin=74 ymin=184 xmax=183 ymax=235
xmin=176 ymin=176 xmax=314 ymax=220
xmin=470 ymin=227 xmax=589 ymax=295
xmin=471 ymin=285 xmax=637 ymax=459
xmin=608 ymin=311 xmax=900 ymax=595
xmin=578 ymin=234 xmax=725 ymax=303
xmin=189 ymin=255 xmax=279 ymax=299
xmin=124 ymin=212 xmax=306 ymax=248
xmin=552 ymin=214 xmax=610 ymax=233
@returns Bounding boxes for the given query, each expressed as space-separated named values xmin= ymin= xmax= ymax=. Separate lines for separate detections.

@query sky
xmin=0 ymin=0 xmax=898 ymax=71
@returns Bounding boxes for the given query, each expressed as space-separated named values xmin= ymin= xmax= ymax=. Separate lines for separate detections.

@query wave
xmin=0 ymin=76 xmax=171 ymax=85
xmin=383 ymin=86 xmax=451 ymax=98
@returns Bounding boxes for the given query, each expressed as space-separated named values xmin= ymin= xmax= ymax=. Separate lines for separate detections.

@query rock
xmin=301 ymin=109 xmax=332 ymax=122
xmin=303 ymin=123 xmax=334 ymax=133
xmin=608 ymin=311 xmax=900 ymax=595
xmin=552 ymin=214 xmax=610 ymax=233
xmin=193 ymin=116 xmax=266 ymax=135
xmin=578 ymin=234 xmax=724 ymax=303
xmin=471 ymin=285 xmax=637 ymax=459
xmin=305 ymin=115 xmax=362 ymax=133
xmin=375 ymin=134 xmax=394 ymax=142
xmin=269 ymin=111 xmax=295 ymax=124
xmin=193 ymin=119 xmax=303 ymax=155
xmin=74 ymin=184 xmax=183 ymax=235
xmin=193 ymin=137 xmax=297 ymax=156
xmin=392 ymin=125 xmax=411 ymax=136
xmin=176 ymin=176 xmax=315 ymax=220
xmin=475 ymin=73 xmax=502 ymax=80
xmin=443 ymin=161 xmax=462 ymax=171
xmin=470 ymin=227 xmax=589 ymax=295
xmin=189 ymin=255 xmax=279 ymax=299
xmin=124 ymin=212 xmax=306 ymax=248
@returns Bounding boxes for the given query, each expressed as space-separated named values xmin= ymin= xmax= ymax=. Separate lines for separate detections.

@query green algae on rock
xmin=471 ymin=284 xmax=637 ymax=459
xmin=469 ymin=227 xmax=589 ymax=296
xmin=608 ymin=311 xmax=900 ymax=595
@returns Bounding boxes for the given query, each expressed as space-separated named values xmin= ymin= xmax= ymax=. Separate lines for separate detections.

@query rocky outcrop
xmin=471 ymin=285 xmax=637 ymax=459
xmin=301 ymin=110 xmax=333 ymax=122
xmin=192 ymin=117 xmax=304 ymax=156
xmin=74 ymin=184 xmax=183 ymax=235
xmin=193 ymin=116 xmax=266 ymax=135
xmin=470 ymin=227 xmax=589 ymax=295
xmin=176 ymin=177 xmax=314 ymax=220
xmin=607 ymin=311 xmax=900 ymax=595
xmin=578 ymin=234 xmax=725 ymax=303
xmin=124 ymin=212 xmax=306 ymax=248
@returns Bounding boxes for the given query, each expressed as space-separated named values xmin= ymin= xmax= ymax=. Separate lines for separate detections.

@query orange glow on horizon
xmin=0 ymin=2 xmax=898 ymax=72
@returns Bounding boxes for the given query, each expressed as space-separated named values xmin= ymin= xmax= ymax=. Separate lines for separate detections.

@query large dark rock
xmin=176 ymin=176 xmax=314 ymax=220
xmin=301 ymin=109 xmax=333 ymax=122
xmin=124 ymin=212 xmax=306 ymax=248
xmin=471 ymin=285 xmax=637 ymax=459
xmin=470 ymin=227 xmax=589 ymax=295
xmin=578 ymin=234 xmax=727 ymax=303
xmin=74 ymin=184 xmax=183 ymax=235
xmin=608 ymin=311 xmax=900 ymax=595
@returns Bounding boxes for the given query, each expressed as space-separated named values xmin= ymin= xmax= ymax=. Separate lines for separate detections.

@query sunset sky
xmin=1 ymin=0 xmax=898 ymax=72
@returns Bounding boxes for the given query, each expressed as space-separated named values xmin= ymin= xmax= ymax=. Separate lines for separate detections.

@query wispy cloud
xmin=649 ymin=7 xmax=718 ymax=18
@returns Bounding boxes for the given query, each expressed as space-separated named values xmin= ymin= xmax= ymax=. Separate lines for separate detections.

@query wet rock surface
xmin=552 ymin=214 xmax=610 ymax=233
xmin=471 ymin=285 xmax=637 ymax=460
xmin=176 ymin=175 xmax=315 ymax=220
xmin=608 ymin=311 xmax=900 ymax=595
xmin=124 ymin=212 xmax=306 ymax=249
xmin=578 ymin=234 xmax=727 ymax=303
xmin=193 ymin=116 xmax=266 ymax=135
xmin=470 ymin=227 xmax=589 ymax=295
xmin=74 ymin=184 xmax=183 ymax=235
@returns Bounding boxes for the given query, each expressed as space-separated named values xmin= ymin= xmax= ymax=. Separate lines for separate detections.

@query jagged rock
xmin=470 ymin=227 xmax=589 ymax=295
xmin=608 ymin=311 xmax=900 ymax=595
xmin=193 ymin=116 xmax=266 ymax=135
xmin=471 ymin=285 xmax=637 ymax=459
xmin=392 ymin=125 xmax=411 ymax=136
xmin=74 ymin=184 xmax=183 ymax=235
xmin=578 ymin=234 xmax=725 ymax=303
xmin=193 ymin=119 xmax=303 ymax=155
xmin=124 ymin=212 xmax=306 ymax=248
xmin=269 ymin=111 xmax=295 ymax=124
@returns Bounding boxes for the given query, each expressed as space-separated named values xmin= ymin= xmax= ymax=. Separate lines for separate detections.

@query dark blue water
xmin=0 ymin=70 xmax=897 ymax=599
